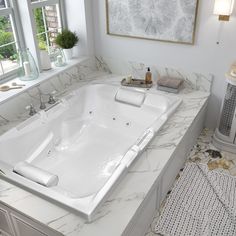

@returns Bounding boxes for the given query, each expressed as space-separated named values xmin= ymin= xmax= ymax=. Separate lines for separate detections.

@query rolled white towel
xmin=13 ymin=162 xmax=59 ymax=187
xmin=115 ymin=88 xmax=146 ymax=107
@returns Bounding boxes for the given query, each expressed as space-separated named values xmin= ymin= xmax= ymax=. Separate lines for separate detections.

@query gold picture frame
xmin=106 ymin=0 xmax=199 ymax=45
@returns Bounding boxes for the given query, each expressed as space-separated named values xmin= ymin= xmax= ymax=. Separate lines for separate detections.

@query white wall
xmin=65 ymin=0 xmax=95 ymax=57
xmin=91 ymin=0 xmax=236 ymax=128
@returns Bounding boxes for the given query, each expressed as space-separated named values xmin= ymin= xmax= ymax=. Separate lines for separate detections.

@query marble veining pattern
xmin=0 ymin=58 xmax=107 ymax=136
xmin=0 ymin=56 xmax=211 ymax=136
xmin=0 ymin=57 xmax=211 ymax=236
xmin=95 ymin=56 xmax=213 ymax=93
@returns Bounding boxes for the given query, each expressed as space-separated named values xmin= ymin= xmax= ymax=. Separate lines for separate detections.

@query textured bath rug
xmin=155 ymin=162 xmax=236 ymax=236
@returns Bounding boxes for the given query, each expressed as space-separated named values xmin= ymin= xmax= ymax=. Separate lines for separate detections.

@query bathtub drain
xmin=47 ymin=150 xmax=52 ymax=156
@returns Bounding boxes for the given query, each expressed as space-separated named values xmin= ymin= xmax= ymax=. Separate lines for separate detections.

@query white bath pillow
xmin=115 ymin=88 xmax=145 ymax=107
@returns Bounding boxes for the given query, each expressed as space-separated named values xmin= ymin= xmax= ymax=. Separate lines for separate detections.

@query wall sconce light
xmin=214 ymin=0 xmax=235 ymax=21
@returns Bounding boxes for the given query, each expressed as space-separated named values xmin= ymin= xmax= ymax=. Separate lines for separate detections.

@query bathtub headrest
xmin=115 ymin=88 xmax=146 ymax=107
xmin=13 ymin=162 xmax=59 ymax=187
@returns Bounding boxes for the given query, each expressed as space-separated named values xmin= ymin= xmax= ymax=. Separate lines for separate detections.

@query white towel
xmin=13 ymin=162 xmax=59 ymax=187
xmin=115 ymin=88 xmax=145 ymax=107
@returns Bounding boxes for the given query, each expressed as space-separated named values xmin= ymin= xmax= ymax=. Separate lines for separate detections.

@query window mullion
xmin=58 ymin=0 xmax=66 ymax=28
xmin=10 ymin=0 xmax=26 ymax=50
xmin=31 ymin=0 xmax=59 ymax=9
xmin=0 ymin=61 xmax=4 ymax=75
xmin=41 ymin=6 xmax=50 ymax=51
xmin=37 ymin=28 xmax=61 ymax=35
xmin=0 ymin=8 xmax=12 ymax=16
xmin=17 ymin=0 xmax=42 ymax=71
xmin=0 ymin=41 xmax=16 ymax=48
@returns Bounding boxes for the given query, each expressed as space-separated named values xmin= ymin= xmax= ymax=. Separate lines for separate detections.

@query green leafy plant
xmin=34 ymin=8 xmax=46 ymax=42
xmin=9 ymin=53 xmax=18 ymax=61
xmin=0 ymin=16 xmax=10 ymax=31
xmin=38 ymin=40 xmax=47 ymax=50
xmin=0 ymin=30 xmax=15 ymax=58
xmin=55 ymin=29 xmax=79 ymax=49
xmin=0 ymin=16 xmax=15 ymax=58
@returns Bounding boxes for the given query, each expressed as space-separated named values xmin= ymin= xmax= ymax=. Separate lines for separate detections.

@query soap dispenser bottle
xmin=145 ymin=67 xmax=152 ymax=84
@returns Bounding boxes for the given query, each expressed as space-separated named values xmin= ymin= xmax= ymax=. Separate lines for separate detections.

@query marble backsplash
xmin=95 ymin=56 xmax=213 ymax=93
xmin=0 ymin=56 xmax=213 ymax=135
xmin=0 ymin=57 xmax=102 ymax=134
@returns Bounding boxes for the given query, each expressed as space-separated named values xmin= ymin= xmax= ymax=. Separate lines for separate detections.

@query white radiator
xmin=213 ymin=79 xmax=236 ymax=153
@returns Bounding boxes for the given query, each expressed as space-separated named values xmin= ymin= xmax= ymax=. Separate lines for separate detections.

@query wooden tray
xmin=121 ymin=78 xmax=153 ymax=88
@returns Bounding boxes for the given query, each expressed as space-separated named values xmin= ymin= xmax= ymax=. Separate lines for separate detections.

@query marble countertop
xmin=0 ymin=59 xmax=86 ymax=106
xmin=0 ymin=74 xmax=210 ymax=236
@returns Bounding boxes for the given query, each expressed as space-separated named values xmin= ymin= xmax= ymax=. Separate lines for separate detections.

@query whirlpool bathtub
xmin=0 ymin=83 xmax=182 ymax=220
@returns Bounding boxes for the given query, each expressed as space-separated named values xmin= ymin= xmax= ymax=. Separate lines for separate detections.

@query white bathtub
xmin=0 ymin=83 xmax=181 ymax=220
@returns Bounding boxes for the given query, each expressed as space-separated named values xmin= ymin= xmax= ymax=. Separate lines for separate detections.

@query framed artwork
xmin=106 ymin=0 xmax=199 ymax=45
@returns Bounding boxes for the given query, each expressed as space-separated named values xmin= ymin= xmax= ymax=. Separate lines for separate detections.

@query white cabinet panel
xmin=11 ymin=213 xmax=62 ymax=236
xmin=11 ymin=216 xmax=46 ymax=236
xmin=0 ymin=207 xmax=14 ymax=236
xmin=0 ymin=202 xmax=61 ymax=236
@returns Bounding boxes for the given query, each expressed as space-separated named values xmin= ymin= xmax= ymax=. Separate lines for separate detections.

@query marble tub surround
xmin=0 ymin=82 xmax=182 ymax=221
xmin=145 ymin=129 xmax=236 ymax=236
xmin=95 ymin=56 xmax=213 ymax=93
xmin=0 ymin=72 xmax=211 ymax=236
xmin=0 ymin=55 xmax=213 ymax=137
xmin=0 ymin=58 xmax=94 ymax=105
xmin=0 ymin=57 xmax=110 ymax=136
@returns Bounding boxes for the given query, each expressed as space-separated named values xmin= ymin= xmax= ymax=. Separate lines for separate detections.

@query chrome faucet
xmin=39 ymin=101 xmax=46 ymax=110
xmin=26 ymin=104 xmax=37 ymax=116
xmin=48 ymin=91 xmax=57 ymax=104
xmin=39 ymin=92 xmax=46 ymax=110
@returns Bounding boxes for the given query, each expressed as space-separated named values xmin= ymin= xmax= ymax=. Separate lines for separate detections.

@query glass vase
xmin=49 ymin=47 xmax=66 ymax=67
xmin=18 ymin=48 xmax=39 ymax=81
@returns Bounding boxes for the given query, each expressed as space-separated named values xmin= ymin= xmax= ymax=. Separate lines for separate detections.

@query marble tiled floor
xmin=145 ymin=129 xmax=236 ymax=236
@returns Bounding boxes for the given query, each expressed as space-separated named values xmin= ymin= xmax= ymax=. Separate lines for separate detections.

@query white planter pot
xmin=63 ymin=48 xmax=73 ymax=61
xmin=40 ymin=50 xmax=51 ymax=70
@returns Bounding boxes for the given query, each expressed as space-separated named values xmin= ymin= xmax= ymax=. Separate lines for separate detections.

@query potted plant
xmin=55 ymin=29 xmax=79 ymax=61
xmin=39 ymin=41 xmax=51 ymax=70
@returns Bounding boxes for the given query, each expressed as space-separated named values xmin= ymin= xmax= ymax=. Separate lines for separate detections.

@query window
xmin=0 ymin=0 xmax=24 ymax=81
xmin=0 ymin=0 xmax=66 ymax=82
xmin=31 ymin=0 xmax=65 ymax=52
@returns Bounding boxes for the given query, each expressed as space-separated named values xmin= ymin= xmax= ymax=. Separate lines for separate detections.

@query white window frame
xmin=0 ymin=0 xmax=66 ymax=82
xmin=31 ymin=0 xmax=66 ymax=27
xmin=30 ymin=0 xmax=66 ymax=70
xmin=0 ymin=0 xmax=25 ymax=82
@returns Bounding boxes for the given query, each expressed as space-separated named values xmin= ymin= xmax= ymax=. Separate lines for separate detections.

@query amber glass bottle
xmin=145 ymin=67 xmax=152 ymax=84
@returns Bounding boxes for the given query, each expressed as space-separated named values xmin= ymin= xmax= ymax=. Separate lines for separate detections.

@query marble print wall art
xmin=106 ymin=0 xmax=199 ymax=44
